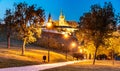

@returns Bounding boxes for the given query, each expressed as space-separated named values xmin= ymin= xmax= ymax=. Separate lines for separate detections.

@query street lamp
xmin=80 ymin=49 xmax=83 ymax=53
xmin=61 ymin=43 xmax=64 ymax=52
xmin=71 ymin=41 xmax=77 ymax=53
xmin=78 ymin=46 xmax=83 ymax=53
xmin=64 ymin=33 xmax=69 ymax=39
xmin=63 ymin=33 xmax=69 ymax=60
xmin=71 ymin=42 xmax=76 ymax=48
xmin=46 ymin=22 xmax=52 ymax=62
xmin=46 ymin=22 xmax=53 ymax=29
xmin=78 ymin=46 xmax=87 ymax=59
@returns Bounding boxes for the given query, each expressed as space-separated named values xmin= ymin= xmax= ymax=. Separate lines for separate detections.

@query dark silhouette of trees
xmin=0 ymin=19 xmax=5 ymax=41
xmin=13 ymin=2 xmax=45 ymax=55
xmin=4 ymin=9 xmax=16 ymax=48
xmin=78 ymin=2 xmax=117 ymax=65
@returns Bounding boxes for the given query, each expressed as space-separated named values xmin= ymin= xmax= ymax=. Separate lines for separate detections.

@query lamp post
xmin=46 ymin=22 xmax=52 ymax=62
xmin=63 ymin=33 xmax=69 ymax=60
xmin=78 ymin=46 xmax=83 ymax=53
xmin=71 ymin=41 xmax=76 ymax=52
xmin=61 ymin=43 xmax=64 ymax=53
xmin=71 ymin=42 xmax=76 ymax=47
xmin=48 ymin=36 xmax=50 ymax=62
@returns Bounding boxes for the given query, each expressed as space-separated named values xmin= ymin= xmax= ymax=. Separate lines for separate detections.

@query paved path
xmin=0 ymin=60 xmax=86 ymax=71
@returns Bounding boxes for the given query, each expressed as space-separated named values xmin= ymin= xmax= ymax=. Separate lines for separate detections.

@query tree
xmin=0 ymin=19 xmax=5 ymax=41
xmin=106 ymin=31 xmax=120 ymax=65
xmin=14 ymin=2 xmax=45 ymax=55
xmin=4 ymin=9 xmax=15 ymax=48
xmin=78 ymin=2 xmax=116 ymax=65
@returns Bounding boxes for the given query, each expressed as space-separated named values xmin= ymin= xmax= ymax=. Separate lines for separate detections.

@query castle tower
xmin=46 ymin=13 xmax=53 ymax=29
xmin=48 ymin=13 xmax=52 ymax=23
xmin=59 ymin=11 xmax=65 ymax=26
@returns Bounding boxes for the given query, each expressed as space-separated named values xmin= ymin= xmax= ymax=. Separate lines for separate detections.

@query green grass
xmin=42 ymin=60 xmax=120 ymax=71
xmin=0 ymin=44 xmax=73 ymax=68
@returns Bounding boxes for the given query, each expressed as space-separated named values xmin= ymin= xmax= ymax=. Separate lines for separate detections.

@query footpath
xmin=0 ymin=60 xmax=86 ymax=71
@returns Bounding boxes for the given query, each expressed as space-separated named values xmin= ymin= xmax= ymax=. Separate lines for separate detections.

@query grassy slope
xmin=42 ymin=60 xmax=120 ymax=71
xmin=0 ymin=43 xmax=73 ymax=68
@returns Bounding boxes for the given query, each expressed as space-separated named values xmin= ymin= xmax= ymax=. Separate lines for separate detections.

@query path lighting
xmin=46 ymin=22 xmax=52 ymax=62
xmin=46 ymin=22 xmax=53 ymax=29
xmin=63 ymin=33 xmax=69 ymax=60
xmin=80 ymin=49 xmax=83 ymax=53
xmin=78 ymin=46 xmax=81 ymax=49
xmin=64 ymin=33 xmax=69 ymax=39
xmin=78 ymin=46 xmax=84 ymax=53
xmin=71 ymin=42 xmax=76 ymax=47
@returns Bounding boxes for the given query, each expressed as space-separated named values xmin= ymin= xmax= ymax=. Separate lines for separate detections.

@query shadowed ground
xmin=42 ymin=60 xmax=120 ymax=71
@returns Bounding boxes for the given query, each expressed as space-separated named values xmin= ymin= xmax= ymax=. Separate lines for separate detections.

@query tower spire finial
xmin=48 ymin=13 xmax=52 ymax=22
xmin=60 ymin=9 xmax=63 ymax=16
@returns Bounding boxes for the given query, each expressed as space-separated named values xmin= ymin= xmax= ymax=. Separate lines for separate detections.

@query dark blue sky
xmin=0 ymin=0 xmax=120 ymax=22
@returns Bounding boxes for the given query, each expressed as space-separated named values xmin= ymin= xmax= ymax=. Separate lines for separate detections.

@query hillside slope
xmin=0 ymin=43 xmax=73 ymax=68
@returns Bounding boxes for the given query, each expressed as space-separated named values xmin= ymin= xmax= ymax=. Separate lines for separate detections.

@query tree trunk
xmin=22 ymin=38 xmax=26 ymax=55
xmin=93 ymin=46 xmax=98 ymax=65
xmin=112 ymin=49 xmax=114 ymax=65
xmin=7 ymin=33 xmax=10 ymax=48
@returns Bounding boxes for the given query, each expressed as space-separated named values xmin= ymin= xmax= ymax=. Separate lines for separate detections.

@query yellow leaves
xmin=107 ymin=31 xmax=120 ymax=53
xmin=34 ymin=27 xmax=42 ymax=38
xmin=86 ymin=43 xmax=95 ymax=54
xmin=22 ymin=27 xmax=42 ymax=44
xmin=26 ymin=36 xmax=36 ymax=44
xmin=30 ymin=24 xmax=42 ymax=38
xmin=97 ymin=46 xmax=109 ymax=56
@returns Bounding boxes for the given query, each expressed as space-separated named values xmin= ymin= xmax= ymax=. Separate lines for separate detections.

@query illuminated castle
xmin=46 ymin=11 xmax=78 ymax=34
xmin=59 ymin=11 xmax=67 ymax=26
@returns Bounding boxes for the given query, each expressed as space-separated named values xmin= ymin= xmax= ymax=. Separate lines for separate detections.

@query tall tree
xmin=4 ymin=9 xmax=15 ymax=48
xmin=78 ymin=2 xmax=116 ymax=65
xmin=14 ymin=2 xmax=45 ymax=55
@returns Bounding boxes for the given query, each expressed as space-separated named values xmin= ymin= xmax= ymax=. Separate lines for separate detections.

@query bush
xmin=72 ymin=53 xmax=84 ymax=60
xmin=97 ymin=54 xmax=108 ymax=60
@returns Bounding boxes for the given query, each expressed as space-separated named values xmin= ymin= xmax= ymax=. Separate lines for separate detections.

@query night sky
xmin=0 ymin=0 xmax=120 ymax=22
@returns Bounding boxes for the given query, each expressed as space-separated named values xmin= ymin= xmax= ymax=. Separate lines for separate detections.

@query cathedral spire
xmin=59 ymin=10 xmax=65 ymax=26
xmin=60 ymin=10 xmax=63 ymax=16
xmin=59 ymin=10 xmax=65 ymax=19
xmin=48 ymin=13 xmax=52 ymax=22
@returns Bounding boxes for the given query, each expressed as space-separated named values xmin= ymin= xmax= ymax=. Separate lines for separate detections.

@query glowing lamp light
xmin=64 ymin=34 xmax=69 ymax=39
xmin=46 ymin=22 xmax=52 ymax=29
xmin=71 ymin=42 xmax=76 ymax=47
xmin=78 ymin=46 xmax=81 ymax=48
xmin=80 ymin=49 xmax=83 ymax=53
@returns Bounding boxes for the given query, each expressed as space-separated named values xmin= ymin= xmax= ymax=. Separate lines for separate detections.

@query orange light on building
xmin=46 ymin=22 xmax=52 ymax=29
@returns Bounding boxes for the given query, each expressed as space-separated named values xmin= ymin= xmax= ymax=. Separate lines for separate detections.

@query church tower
xmin=48 ymin=13 xmax=52 ymax=23
xmin=59 ymin=11 xmax=65 ymax=26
